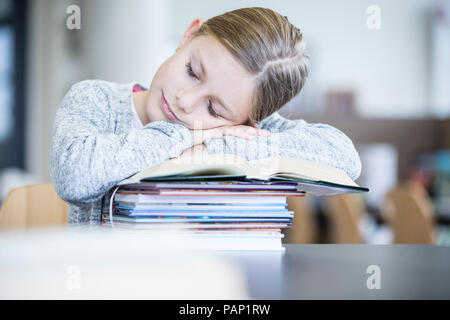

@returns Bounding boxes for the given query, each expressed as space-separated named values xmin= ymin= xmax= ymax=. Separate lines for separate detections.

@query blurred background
xmin=0 ymin=0 xmax=449 ymax=245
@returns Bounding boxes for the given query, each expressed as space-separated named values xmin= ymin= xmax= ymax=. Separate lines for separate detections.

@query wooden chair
xmin=0 ymin=183 xmax=68 ymax=230
xmin=380 ymin=183 xmax=436 ymax=244
xmin=283 ymin=196 xmax=318 ymax=243
xmin=323 ymin=194 xmax=365 ymax=243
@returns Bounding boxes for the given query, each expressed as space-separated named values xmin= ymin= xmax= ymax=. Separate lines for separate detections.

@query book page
xmin=124 ymin=146 xmax=252 ymax=182
xmin=121 ymin=145 xmax=359 ymax=188
xmin=247 ymin=157 xmax=359 ymax=187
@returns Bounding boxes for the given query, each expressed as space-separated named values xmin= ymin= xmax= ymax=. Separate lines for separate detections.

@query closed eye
xmin=207 ymin=100 xmax=220 ymax=118
xmin=186 ymin=62 xmax=198 ymax=80
xmin=186 ymin=62 xmax=221 ymax=119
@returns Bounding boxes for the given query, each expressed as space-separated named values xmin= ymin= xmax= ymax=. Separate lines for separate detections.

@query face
xmin=144 ymin=22 xmax=256 ymax=130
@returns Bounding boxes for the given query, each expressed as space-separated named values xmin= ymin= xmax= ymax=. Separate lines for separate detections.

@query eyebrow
xmin=194 ymin=49 xmax=236 ymax=120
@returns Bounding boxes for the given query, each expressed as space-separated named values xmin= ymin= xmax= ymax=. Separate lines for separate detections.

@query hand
xmin=178 ymin=144 xmax=207 ymax=158
xmin=189 ymin=124 xmax=270 ymax=146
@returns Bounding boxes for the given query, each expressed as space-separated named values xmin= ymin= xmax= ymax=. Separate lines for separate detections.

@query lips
xmin=161 ymin=92 xmax=181 ymax=122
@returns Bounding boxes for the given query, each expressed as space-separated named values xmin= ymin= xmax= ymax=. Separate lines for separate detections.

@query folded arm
xmin=203 ymin=111 xmax=362 ymax=180
xmin=50 ymin=80 xmax=193 ymax=205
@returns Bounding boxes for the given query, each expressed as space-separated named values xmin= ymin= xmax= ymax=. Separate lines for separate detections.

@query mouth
xmin=161 ymin=91 xmax=181 ymax=123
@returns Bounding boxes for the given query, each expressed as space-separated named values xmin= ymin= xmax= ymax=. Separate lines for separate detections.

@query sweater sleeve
xmin=203 ymin=111 xmax=362 ymax=181
xmin=49 ymin=80 xmax=193 ymax=206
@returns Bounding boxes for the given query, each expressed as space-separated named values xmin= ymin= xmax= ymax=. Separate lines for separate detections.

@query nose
xmin=175 ymin=88 xmax=203 ymax=114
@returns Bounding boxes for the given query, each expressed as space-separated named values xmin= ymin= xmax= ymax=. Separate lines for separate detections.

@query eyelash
xmin=186 ymin=62 xmax=198 ymax=79
xmin=185 ymin=62 xmax=220 ymax=119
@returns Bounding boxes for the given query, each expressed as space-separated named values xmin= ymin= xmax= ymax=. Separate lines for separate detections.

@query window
xmin=0 ymin=0 xmax=26 ymax=170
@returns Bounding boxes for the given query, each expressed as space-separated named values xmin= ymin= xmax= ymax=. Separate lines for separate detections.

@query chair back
xmin=381 ymin=183 xmax=435 ymax=244
xmin=0 ymin=183 xmax=67 ymax=230
xmin=283 ymin=196 xmax=318 ymax=243
xmin=324 ymin=194 xmax=364 ymax=243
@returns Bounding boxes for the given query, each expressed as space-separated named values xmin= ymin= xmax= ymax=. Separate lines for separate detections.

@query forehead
xmin=188 ymin=36 xmax=256 ymax=122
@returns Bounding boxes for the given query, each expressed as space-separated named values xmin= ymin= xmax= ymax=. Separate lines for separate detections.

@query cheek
xmin=159 ymin=65 xmax=190 ymax=93
xmin=154 ymin=58 xmax=180 ymax=83
xmin=184 ymin=112 xmax=220 ymax=130
xmin=203 ymin=117 xmax=227 ymax=130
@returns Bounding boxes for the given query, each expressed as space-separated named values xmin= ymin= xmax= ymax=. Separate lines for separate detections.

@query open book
xmin=119 ymin=146 xmax=369 ymax=195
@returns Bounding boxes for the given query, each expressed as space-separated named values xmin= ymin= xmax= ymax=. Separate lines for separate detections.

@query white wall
xmin=25 ymin=0 xmax=175 ymax=181
xmin=26 ymin=0 xmax=76 ymax=182
xmin=429 ymin=3 xmax=450 ymax=118
xmin=79 ymin=0 xmax=174 ymax=86
xmin=24 ymin=0 xmax=448 ymax=182
xmin=170 ymin=0 xmax=442 ymax=118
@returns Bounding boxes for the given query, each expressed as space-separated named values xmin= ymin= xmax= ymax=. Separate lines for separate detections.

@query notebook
xmin=118 ymin=146 xmax=369 ymax=195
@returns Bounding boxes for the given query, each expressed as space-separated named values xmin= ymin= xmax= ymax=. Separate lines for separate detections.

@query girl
xmin=50 ymin=7 xmax=361 ymax=225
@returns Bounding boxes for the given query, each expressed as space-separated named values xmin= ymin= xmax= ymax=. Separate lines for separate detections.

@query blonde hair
xmin=194 ymin=7 xmax=310 ymax=125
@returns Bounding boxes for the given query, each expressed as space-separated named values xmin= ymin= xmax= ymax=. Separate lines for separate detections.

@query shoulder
xmin=65 ymin=79 xmax=130 ymax=101
xmin=61 ymin=79 xmax=135 ymax=114
xmin=257 ymin=111 xmax=281 ymax=128
xmin=258 ymin=111 xmax=307 ymax=132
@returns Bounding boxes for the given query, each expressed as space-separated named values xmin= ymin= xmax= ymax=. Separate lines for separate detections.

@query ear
xmin=178 ymin=18 xmax=205 ymax=48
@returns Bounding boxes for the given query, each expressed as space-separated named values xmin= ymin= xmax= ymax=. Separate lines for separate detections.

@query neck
xmin=132 ymin=90 xmax=151 ymax=125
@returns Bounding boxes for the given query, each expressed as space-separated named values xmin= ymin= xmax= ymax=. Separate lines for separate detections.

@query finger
xmin=226 ymin=129 xmax=252 ymax=140
xmin=242 ymin=125 xmax=270 ymax=136
xmin=219 ymin=126 xmax=261 ymax=140
xmin=204 ymin=128 xmax=223 ymax=141
xmin=258 ymin=129 xmax=271 ymax=136
xmin=244 ymin=127 xmax=270 ymax=137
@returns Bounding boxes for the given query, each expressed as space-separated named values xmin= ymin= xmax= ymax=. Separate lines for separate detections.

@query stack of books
xmin=102 ymin=180 xmax=304 ymax=250
xmin=102 ymin=148 xmax=368 ymax=251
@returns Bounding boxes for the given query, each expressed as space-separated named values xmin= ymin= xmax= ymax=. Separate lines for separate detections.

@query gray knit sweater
xmin=50 ymin=79 xmax=361 ymax=225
